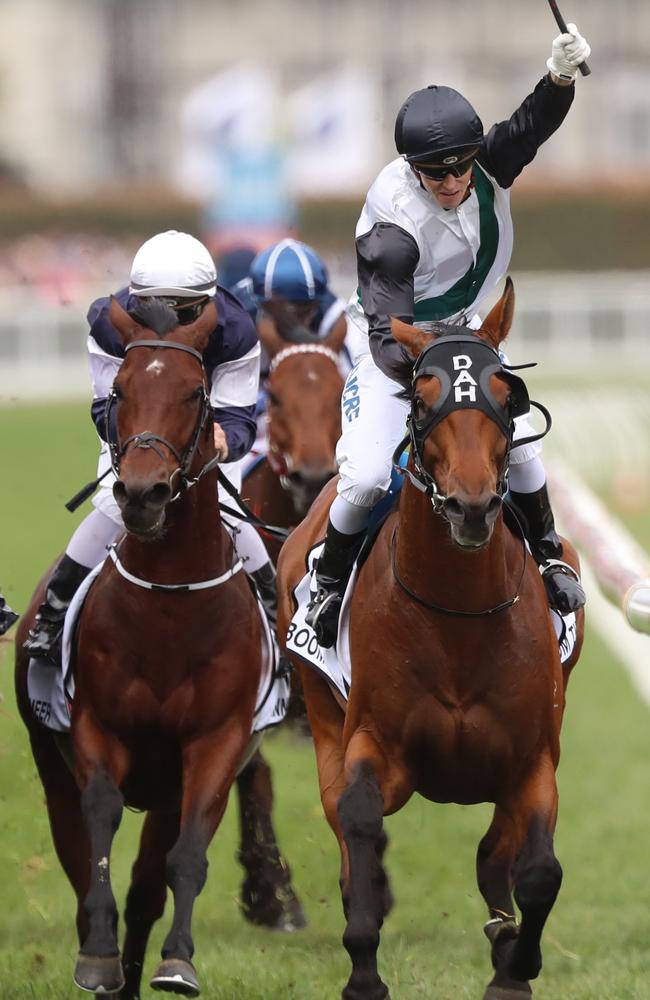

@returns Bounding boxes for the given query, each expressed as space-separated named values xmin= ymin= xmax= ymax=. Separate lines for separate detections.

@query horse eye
xmin=187 ymin=386 xmax=204 ymax=403
xmin=112 ymin=385 xmax=123 ymax=401
xmin=268 ymin=392 xmax=281 ymax=407
xmin=414 ymin=396 xmax=428 ymax=421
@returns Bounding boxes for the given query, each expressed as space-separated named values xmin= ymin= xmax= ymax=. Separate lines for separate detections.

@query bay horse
xmin=242 ymin=313 xmax=346 ymax=564
xmin=14 ymin=298 xmax=296 ymax=998
xmin=277 ymin=280 xmax=584 ymax=1000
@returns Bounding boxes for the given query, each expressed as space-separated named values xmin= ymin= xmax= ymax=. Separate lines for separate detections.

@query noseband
xmin=106 ymin=339 xmax=219 ymax=499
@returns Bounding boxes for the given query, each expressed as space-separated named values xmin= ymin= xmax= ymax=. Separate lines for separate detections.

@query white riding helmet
xmin=129 ymin=230 xmax=217 ymax=298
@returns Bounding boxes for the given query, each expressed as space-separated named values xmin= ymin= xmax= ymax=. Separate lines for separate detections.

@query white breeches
xmin=335 ymin=352 xmax=543 ymax=511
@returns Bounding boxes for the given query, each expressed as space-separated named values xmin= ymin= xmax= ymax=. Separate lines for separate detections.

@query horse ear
xmin=390 ymin=317 xmax=435 ymax=358
xmin=257 ymin=314 xmax=286 ymax=359
xmin=479 ymin=277 xmax=515 ymax=349
xmin=108 ymin=296 xmax=144 ymax=346
xmin=322 ymin=313 xmax=348 ymax=354
xmin=186 ymin=301 xmax=218 ymax=353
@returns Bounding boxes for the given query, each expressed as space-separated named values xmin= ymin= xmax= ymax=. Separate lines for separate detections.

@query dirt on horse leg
xmin=119 ymin=808 xmax=180 ymax=1000
xmin=74 ymin=769 xmax=126 ymax=995
xmin=235 ymin=748 xmax=307 ymax=931
xmin=338 ymin=743 xmax=392 ymax=1000
xmin=483 ymin=754 xmax=562 ymax=1000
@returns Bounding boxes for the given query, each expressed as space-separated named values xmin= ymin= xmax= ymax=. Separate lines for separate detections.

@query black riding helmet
xmin=395 ymin=85 xmax=484 ymax=167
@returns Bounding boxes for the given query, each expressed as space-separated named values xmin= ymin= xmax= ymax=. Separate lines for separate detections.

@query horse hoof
xmin=150 ymin=958 xmax=200 ymax=997
xmin=268 ymin=900 xmax=308 ymax=933
xmin=483 ymin=978 xmax=532 ymax=999
xmin=73 ymin=953 xmax=125 ymax=994
xmin=241 ymin=886 xmax=308 ymax=932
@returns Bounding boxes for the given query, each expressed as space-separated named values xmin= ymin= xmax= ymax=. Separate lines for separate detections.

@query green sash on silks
xmin=413 ymin=165 xmax=499 ymax=323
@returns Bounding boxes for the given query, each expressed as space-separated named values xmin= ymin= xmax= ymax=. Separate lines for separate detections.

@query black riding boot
xmin=0 ymin=594 xmax=19 ymax=636
xmin=305 ymin=521 xmax=366 ymax=649
xmin=250 ymin=561 xmax=280 ymax=633
xmin=24 ymin=554 xmax=91 ymax=662
xmin=509 ymin=484 xmax=586 ymax=614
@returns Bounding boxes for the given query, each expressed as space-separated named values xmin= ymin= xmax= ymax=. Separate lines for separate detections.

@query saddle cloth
xmin=27 ymin=559 xmax=290 ymax=735
xmin=286 ymin=541 xmax=578 ymax=705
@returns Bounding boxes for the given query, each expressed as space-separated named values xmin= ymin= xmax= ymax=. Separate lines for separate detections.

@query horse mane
xmin=128 ymin=298 xmax=180 ymax=338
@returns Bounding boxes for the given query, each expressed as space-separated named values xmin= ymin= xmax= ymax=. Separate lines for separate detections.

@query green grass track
xmin=1 ymin=400 xmax=650 ymax=999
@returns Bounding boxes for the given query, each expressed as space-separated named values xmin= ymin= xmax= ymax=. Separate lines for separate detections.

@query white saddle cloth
xmin=27 ymin=559 xmax=289 ymax=735
xmin=286 ymin=541 xmax=578 ymax=705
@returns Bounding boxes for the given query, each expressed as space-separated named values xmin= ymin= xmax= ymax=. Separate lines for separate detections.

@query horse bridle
xmin=266 ymin=344 xmax=342 ymax=491
xmin=105 ymin=339 xmax=219 ymax=500
xmin=390 ymin=333 xmax=552 ymax=617
xmin=393 ymin=333 xmax=552 ymax=513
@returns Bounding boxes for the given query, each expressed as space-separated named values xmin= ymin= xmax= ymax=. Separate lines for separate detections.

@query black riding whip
xmin=546 ymin=0 xmax=591 ymax=76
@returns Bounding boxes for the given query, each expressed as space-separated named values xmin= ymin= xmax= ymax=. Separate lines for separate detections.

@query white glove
xmin=547 ymin=23 xmax=591 ymax=80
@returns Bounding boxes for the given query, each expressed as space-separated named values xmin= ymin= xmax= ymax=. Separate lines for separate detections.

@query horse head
xmin=107 ymin=296 xmax=217 ymax=537
xmin=392 ymin=278 xmax=535 ymax=549
xmin=259 ymin=317 xmax=346 ymax=517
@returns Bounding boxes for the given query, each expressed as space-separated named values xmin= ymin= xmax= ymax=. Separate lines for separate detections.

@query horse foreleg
xmin=150 ymin=721 xmax=250 ymax=996
xmin=338 ymin=756 xmax=391 ymax=1000
xmin=484 ymin=754 xmax=562 ymax=1000
xmin=119 ymin=808 xmax=180 ymax=1000
xmin=477 ymin=807 xmax=526 ymax=999
xmin=235 ymin=748 xmax=307 ymax=931
xmin=73 ymin=756 xmax=126 ymax=995
xmin=28 ymin=727 xmax=92 ymax=948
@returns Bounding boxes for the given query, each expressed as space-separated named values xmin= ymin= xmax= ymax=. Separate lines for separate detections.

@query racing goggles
xmin=148 ymin=296 xmax=209 ymax=325
xmin=411 ymin=148 xmax=479 ymax=181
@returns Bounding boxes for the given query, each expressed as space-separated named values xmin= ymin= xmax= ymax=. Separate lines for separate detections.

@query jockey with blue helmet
xmin=232 ymin=238 xmax=353 ymax=377
xmin=25 ymin=230 xmax=283 ymax=662
xmin=306 ymin=25 xmax=591 ymax=648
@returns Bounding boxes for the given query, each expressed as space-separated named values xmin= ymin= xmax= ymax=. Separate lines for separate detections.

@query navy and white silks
xmin=87 ymin=285 xmax=261 ymax=525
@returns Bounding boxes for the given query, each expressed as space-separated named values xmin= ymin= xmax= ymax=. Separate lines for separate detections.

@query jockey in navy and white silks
xmin=306 ymin=27 xmax=591 ymax=648
xmin=25 ymin=231 xmax=281 ymax=662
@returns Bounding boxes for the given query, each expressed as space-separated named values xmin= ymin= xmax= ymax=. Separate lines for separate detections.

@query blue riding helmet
xmin=250 ymin=239 xmax=329 ymax=303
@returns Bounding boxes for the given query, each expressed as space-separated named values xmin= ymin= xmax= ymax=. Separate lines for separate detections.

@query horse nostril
xmin=442 ymin=496 xmax=465 ymax=525
xmin=113 ymin=480 xmax=127 ymax=504
xmin=145 ymin=482 xmax=172 ymax=508
xmin=485 ymin=494 xmax=502 ymax=524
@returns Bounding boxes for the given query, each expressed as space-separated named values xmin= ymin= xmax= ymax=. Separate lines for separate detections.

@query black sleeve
xmin=356 ymin=221 xmax=420 ymax=385
xmin=478 ymin=75 xmax=575 ymax=189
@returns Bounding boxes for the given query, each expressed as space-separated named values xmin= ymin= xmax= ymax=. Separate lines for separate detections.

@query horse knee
xmin=166 ymin=840 xmax=209 ymax=896
xmin=338 ymin=764 xmax=383 ymax=842
xmin=80 ymin=773 xmax=123 ymax=835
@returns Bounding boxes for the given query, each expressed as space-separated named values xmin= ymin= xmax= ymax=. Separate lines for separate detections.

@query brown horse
xmin=14 ymin=298 xmax=297 ymax=998
xmin=277 ymin=281 xmax=584 ymax=1000
xmin=242 ymin=315 xmax=346 ymax=563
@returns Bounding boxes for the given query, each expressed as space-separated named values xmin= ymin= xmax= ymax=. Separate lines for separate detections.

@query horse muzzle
xmin=113 ymin=479 xmax=172 ymax=537
xmin=442 ymin=492 xmax=502 ymax=549
xmin=285 ymin=464 xmax=337 ymax=516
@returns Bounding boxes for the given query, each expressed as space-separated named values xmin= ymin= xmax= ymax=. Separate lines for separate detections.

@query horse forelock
xmin=128 ymin=298 xmax=180 ymax=338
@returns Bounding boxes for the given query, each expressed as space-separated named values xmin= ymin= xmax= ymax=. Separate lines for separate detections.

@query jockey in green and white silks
xmin=307 ymin=23 xmax=592 ymax=648
xmin=346 ymin=155 xmax=512 ymax=342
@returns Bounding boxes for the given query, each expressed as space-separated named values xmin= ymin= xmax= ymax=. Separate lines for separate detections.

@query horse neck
xmin=394 ymin=479 xmax=519 ymax=613
xmin=121 ymin=471 xmax=230 ymax=584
